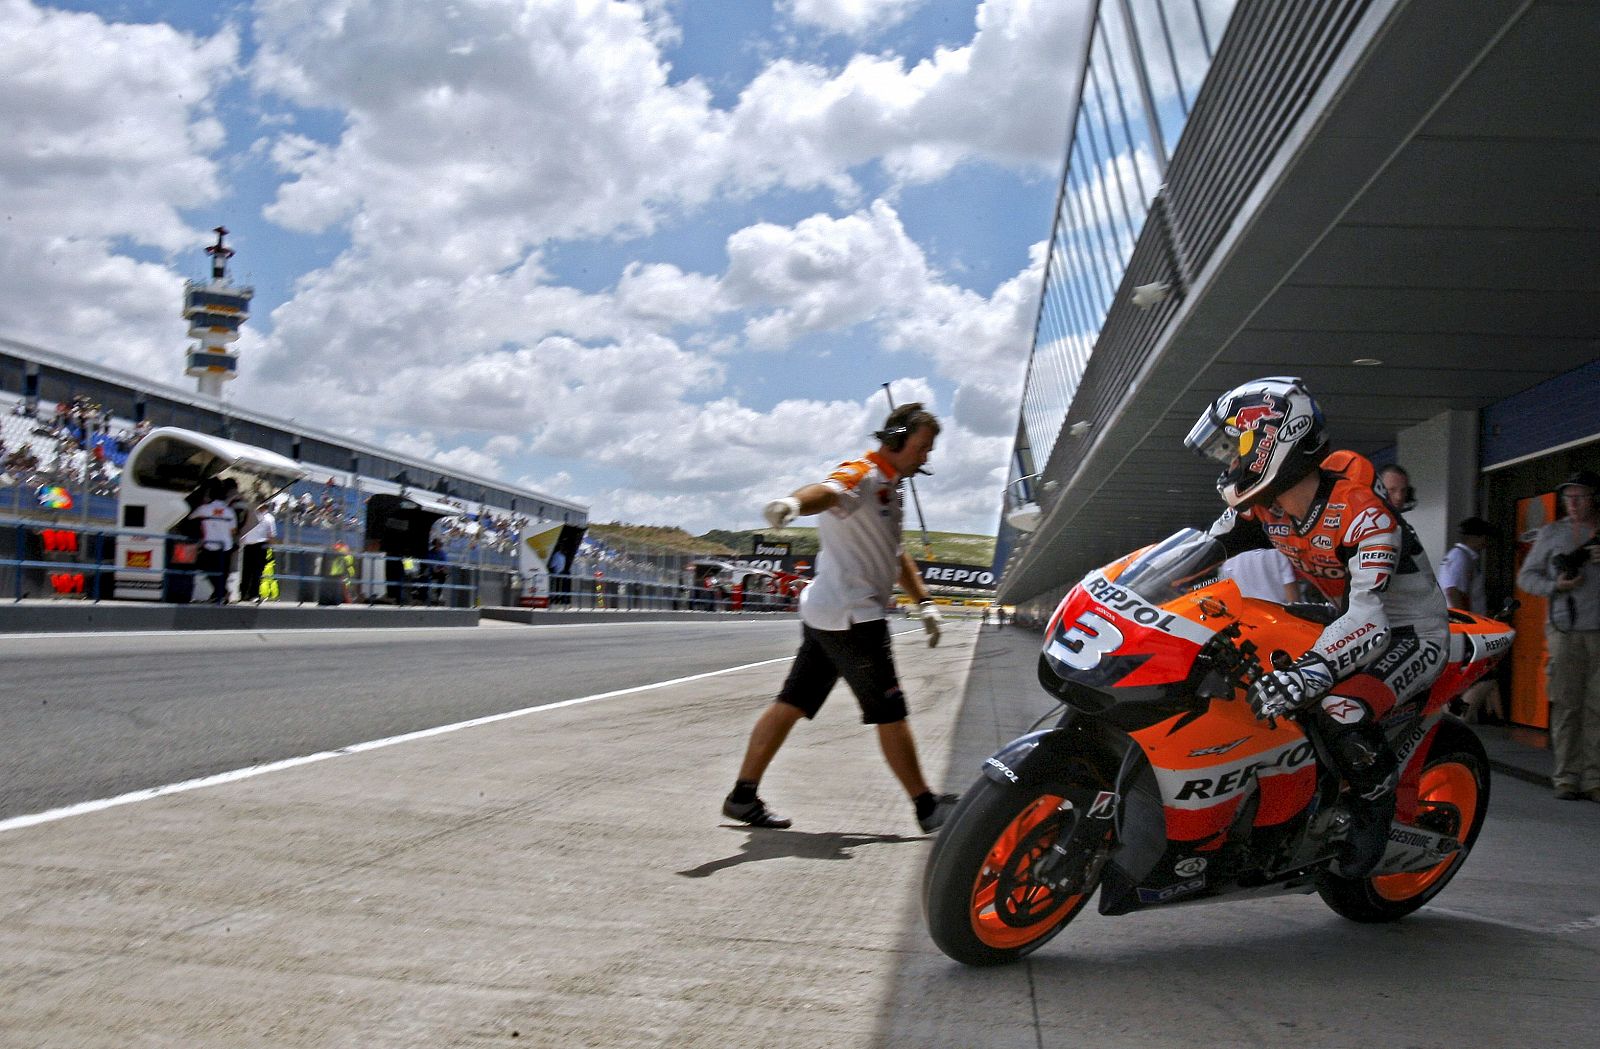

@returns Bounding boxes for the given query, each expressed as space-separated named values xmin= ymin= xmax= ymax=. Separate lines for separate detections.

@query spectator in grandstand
xmin=187 ymin=479 xmax=237 ymax=605
xmin=7 ymin=444 xmax=39 ymax=475
xmin=722 ymin=401 xmax=956 ymax=835
xmin=238 ymin=498 xmax=279 ymax=604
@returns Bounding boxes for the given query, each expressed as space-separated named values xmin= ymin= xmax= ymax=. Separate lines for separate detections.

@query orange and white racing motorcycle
xmin=923 ymin=529 xmax=1513 ymax=966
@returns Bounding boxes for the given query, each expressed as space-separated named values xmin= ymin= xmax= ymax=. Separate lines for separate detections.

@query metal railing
xmin=0 ymin=516 xmax=804 ymax=614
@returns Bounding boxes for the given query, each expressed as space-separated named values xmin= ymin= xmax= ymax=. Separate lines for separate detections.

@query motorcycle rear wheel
xmin=1317 ymin=735 xmax=1490 ymax=922
xmin=923 ymin=776 xmax=1101 ymax=966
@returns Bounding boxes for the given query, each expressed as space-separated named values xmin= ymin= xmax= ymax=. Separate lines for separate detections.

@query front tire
xmin=923 ymin=776 xmax=1103 ymax=966
xmin=1317 ymin=727 xmax=1491 ymax=922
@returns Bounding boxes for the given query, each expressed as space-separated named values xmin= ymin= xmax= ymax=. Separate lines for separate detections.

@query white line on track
xmin=0 ymin=653 xmax=794 ymax=835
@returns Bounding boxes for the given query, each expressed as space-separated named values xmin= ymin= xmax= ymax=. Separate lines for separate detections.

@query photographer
xmin=1517 ymin=470 xmax=1600 ymax=801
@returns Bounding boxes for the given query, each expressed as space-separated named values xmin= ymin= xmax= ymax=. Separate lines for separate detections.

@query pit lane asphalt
xmin=1 ymin=620 xmax=1596 ymax=1048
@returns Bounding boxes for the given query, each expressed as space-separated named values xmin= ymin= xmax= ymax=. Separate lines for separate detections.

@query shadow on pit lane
xmin=676 ymin=829 xmax=924 ymax=878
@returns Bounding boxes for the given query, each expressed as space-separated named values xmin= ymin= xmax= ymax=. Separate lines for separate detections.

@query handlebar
xmin=1195 ymin=621 xmax=1265 ymax=699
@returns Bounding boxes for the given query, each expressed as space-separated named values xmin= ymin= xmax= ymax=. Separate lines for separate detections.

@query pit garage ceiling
xmin=1003 ymin=0 xmax=1600 ymax=603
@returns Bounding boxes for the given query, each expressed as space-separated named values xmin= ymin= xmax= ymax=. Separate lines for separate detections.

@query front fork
xmin=980 ymin=712 xmax=1157 ymax=892
xmin=1029 ymin=793 xmax=1117 ymax=893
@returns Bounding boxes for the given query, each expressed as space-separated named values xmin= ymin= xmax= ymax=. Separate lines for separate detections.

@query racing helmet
xmin=1184 ymin=376 xmax=1327 ymax=508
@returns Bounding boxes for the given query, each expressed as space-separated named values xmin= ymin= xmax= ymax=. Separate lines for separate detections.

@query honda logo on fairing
xmin=1189 ymin=737 xmax=1249 ymax=757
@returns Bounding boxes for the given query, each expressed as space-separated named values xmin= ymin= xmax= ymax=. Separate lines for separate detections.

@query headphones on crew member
xmin=874 ymin=425 xmax=911 ymax=451
xmin=1379 ymin=467 xmax=1416 ymax=512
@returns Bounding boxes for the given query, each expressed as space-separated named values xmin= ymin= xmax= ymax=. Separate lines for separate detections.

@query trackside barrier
xmin=0 ymin=517 xmax=483 ymax=606
xmin=0 ymin=518 xmax=803 ymax=613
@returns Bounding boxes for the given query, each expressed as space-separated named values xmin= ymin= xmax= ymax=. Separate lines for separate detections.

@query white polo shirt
xmin=1438 ymin=542 xmax=1486 ymax=613
xmin=799 ymin=451 xmax=904 ymax=631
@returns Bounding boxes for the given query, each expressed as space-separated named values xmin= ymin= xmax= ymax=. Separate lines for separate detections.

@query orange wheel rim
xmin=968 ymin=793 xmax=1085 ymax=948
xmin=1372 ymin=761 xmax=1478 ymax=902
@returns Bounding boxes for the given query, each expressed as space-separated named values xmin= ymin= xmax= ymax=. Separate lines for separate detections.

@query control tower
xmin=182 ymin=226 xmax=253 ymax=398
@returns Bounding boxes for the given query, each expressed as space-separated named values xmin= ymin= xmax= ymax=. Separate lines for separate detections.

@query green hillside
xmin=590 ymin=522 xmax=995 ymax=565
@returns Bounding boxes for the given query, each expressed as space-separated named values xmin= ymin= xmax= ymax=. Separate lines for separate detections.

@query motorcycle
xmin=923 ymin=529 xmax=1513 ymax=966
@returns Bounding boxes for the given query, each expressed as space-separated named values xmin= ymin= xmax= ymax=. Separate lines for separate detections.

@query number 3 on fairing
xmin=1047 ymin=611 xmax=1124 ymax=670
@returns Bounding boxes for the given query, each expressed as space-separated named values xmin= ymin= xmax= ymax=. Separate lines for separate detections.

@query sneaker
xmin=917 ymin=793 xmax=960 ymax=834
xmin=1555 ymin=787 xmax=1583 ymax=801
xmin=722 ymin=795 xmax=792 ymax=829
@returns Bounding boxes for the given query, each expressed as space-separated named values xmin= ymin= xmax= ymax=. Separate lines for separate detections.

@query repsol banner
xmin=916 ymin=561 xmax=997 ymax=591
xmin=723 ymin=556 xmax=803 ymax=575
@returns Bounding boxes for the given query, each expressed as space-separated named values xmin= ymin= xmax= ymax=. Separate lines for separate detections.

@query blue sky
xmin=0 ymin=0 xmax=1092 ymax=532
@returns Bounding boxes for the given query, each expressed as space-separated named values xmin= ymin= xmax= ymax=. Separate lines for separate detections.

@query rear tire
xmin=1317 ymin=728 xmax=1490 ymax=922
xmin=923 ymin=775 xmax=1102 ymax=966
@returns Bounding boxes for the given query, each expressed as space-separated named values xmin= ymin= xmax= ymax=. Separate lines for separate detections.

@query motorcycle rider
xmin=1184 ymin=377 xmax=1448 ymax=877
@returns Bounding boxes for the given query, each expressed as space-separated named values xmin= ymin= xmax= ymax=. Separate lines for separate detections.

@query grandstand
xmin=1 ymin=336 xmax=588 ymax=591
xmin=2 ymin=336 xmax=583 ymax=521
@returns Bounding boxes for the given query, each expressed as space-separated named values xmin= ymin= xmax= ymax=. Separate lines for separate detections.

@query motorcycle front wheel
xmin=1317 ymin=731 xmax=1491 ymax=922
xmin=922 ymin=776 xmax=1102 ymax=966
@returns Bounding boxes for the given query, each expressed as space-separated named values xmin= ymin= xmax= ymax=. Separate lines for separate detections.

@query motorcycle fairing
xmin=1428 ymin=610 xmax=1514 ymax=712
xmin=1132 ymin=703 xmax=1318 ymax=842
xmin=1040 ymin=570 xmax=1217 ymax=699
xmin=977 ymin=717 xmax=1173 ymax=910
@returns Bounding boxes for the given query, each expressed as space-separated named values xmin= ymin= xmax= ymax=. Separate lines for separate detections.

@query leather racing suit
xmin=1210 ymin=451 xmax=1449 ymax=873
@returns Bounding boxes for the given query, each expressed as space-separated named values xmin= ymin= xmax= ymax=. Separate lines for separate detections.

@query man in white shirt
xmin=238 ymin=499 xmax=278 ymax=604
xmin=1439 ymin=517 xmax=1493 ymax=613
xmin=1440 ymin=516 xmax=1505 ymax=725
xmin=1221 ymin=548 xmax=1298 ymax=603
xmin=188 ymin=479 xmax=237 ymax=605
xmin=723 ymin=403 xmax=956 ymax=834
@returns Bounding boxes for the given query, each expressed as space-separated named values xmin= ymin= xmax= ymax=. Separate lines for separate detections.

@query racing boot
xmin=1328 ymin=721 xmax=1399 ymax=879
xmin=1335 ymin=785 xmax=1396 ymax=879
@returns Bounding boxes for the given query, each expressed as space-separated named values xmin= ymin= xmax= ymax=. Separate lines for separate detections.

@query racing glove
xmin=919 ymin=601 xmax=942 ymax=648
xmin=763 ymin=496 xmax=801 ymax=529
xmin=1248 ymin=654 xmax=1335 ymax=721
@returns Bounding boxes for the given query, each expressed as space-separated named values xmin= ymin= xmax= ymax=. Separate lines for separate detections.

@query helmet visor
xmin=1184 ymin=414 xmax=1236 ymax=465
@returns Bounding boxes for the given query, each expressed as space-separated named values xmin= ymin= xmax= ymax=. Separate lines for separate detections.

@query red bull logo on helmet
xmin=1230 ymin=401 xmax=1282 ymax=433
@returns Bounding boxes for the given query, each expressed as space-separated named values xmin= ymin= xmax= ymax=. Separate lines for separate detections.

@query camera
xmin=1553 ymin=542 xmax=1596 ymax=578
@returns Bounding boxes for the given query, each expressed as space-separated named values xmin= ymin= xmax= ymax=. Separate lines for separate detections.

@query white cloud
xmin=252 ymin=0 xmax=1084 ymax=262
xmin=614 ymin=262 xmax=726 ymax=328
xmin=719 ymin=200 xmax=1043 ymax=437
xmin=253 ymin=0 xmax=727 ymax=262
xmin=783 ymin=0 xmax=926 ymax=37
xmin=379 ymin=430 xmax=506 ymax=481
xmin=727 ymin=0 xmax=1089 ymax=190
xmin=245 ymin=194 xmax=1040 ymax=533
xmin=722 ymin=201 xmax=931 ymax=347
xmin=0 ymin=0 xmax=1085 ymax=536
xmin=0 ymin=0 xmax=238 ymax=373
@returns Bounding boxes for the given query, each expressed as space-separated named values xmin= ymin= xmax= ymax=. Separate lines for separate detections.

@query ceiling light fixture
xmin=1352 ymin=358 xmax=1383 ymax=366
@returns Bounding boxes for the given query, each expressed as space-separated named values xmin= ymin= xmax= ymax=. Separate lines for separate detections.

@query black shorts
xmin=778 ymin=619 xmax=908 ymax=725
